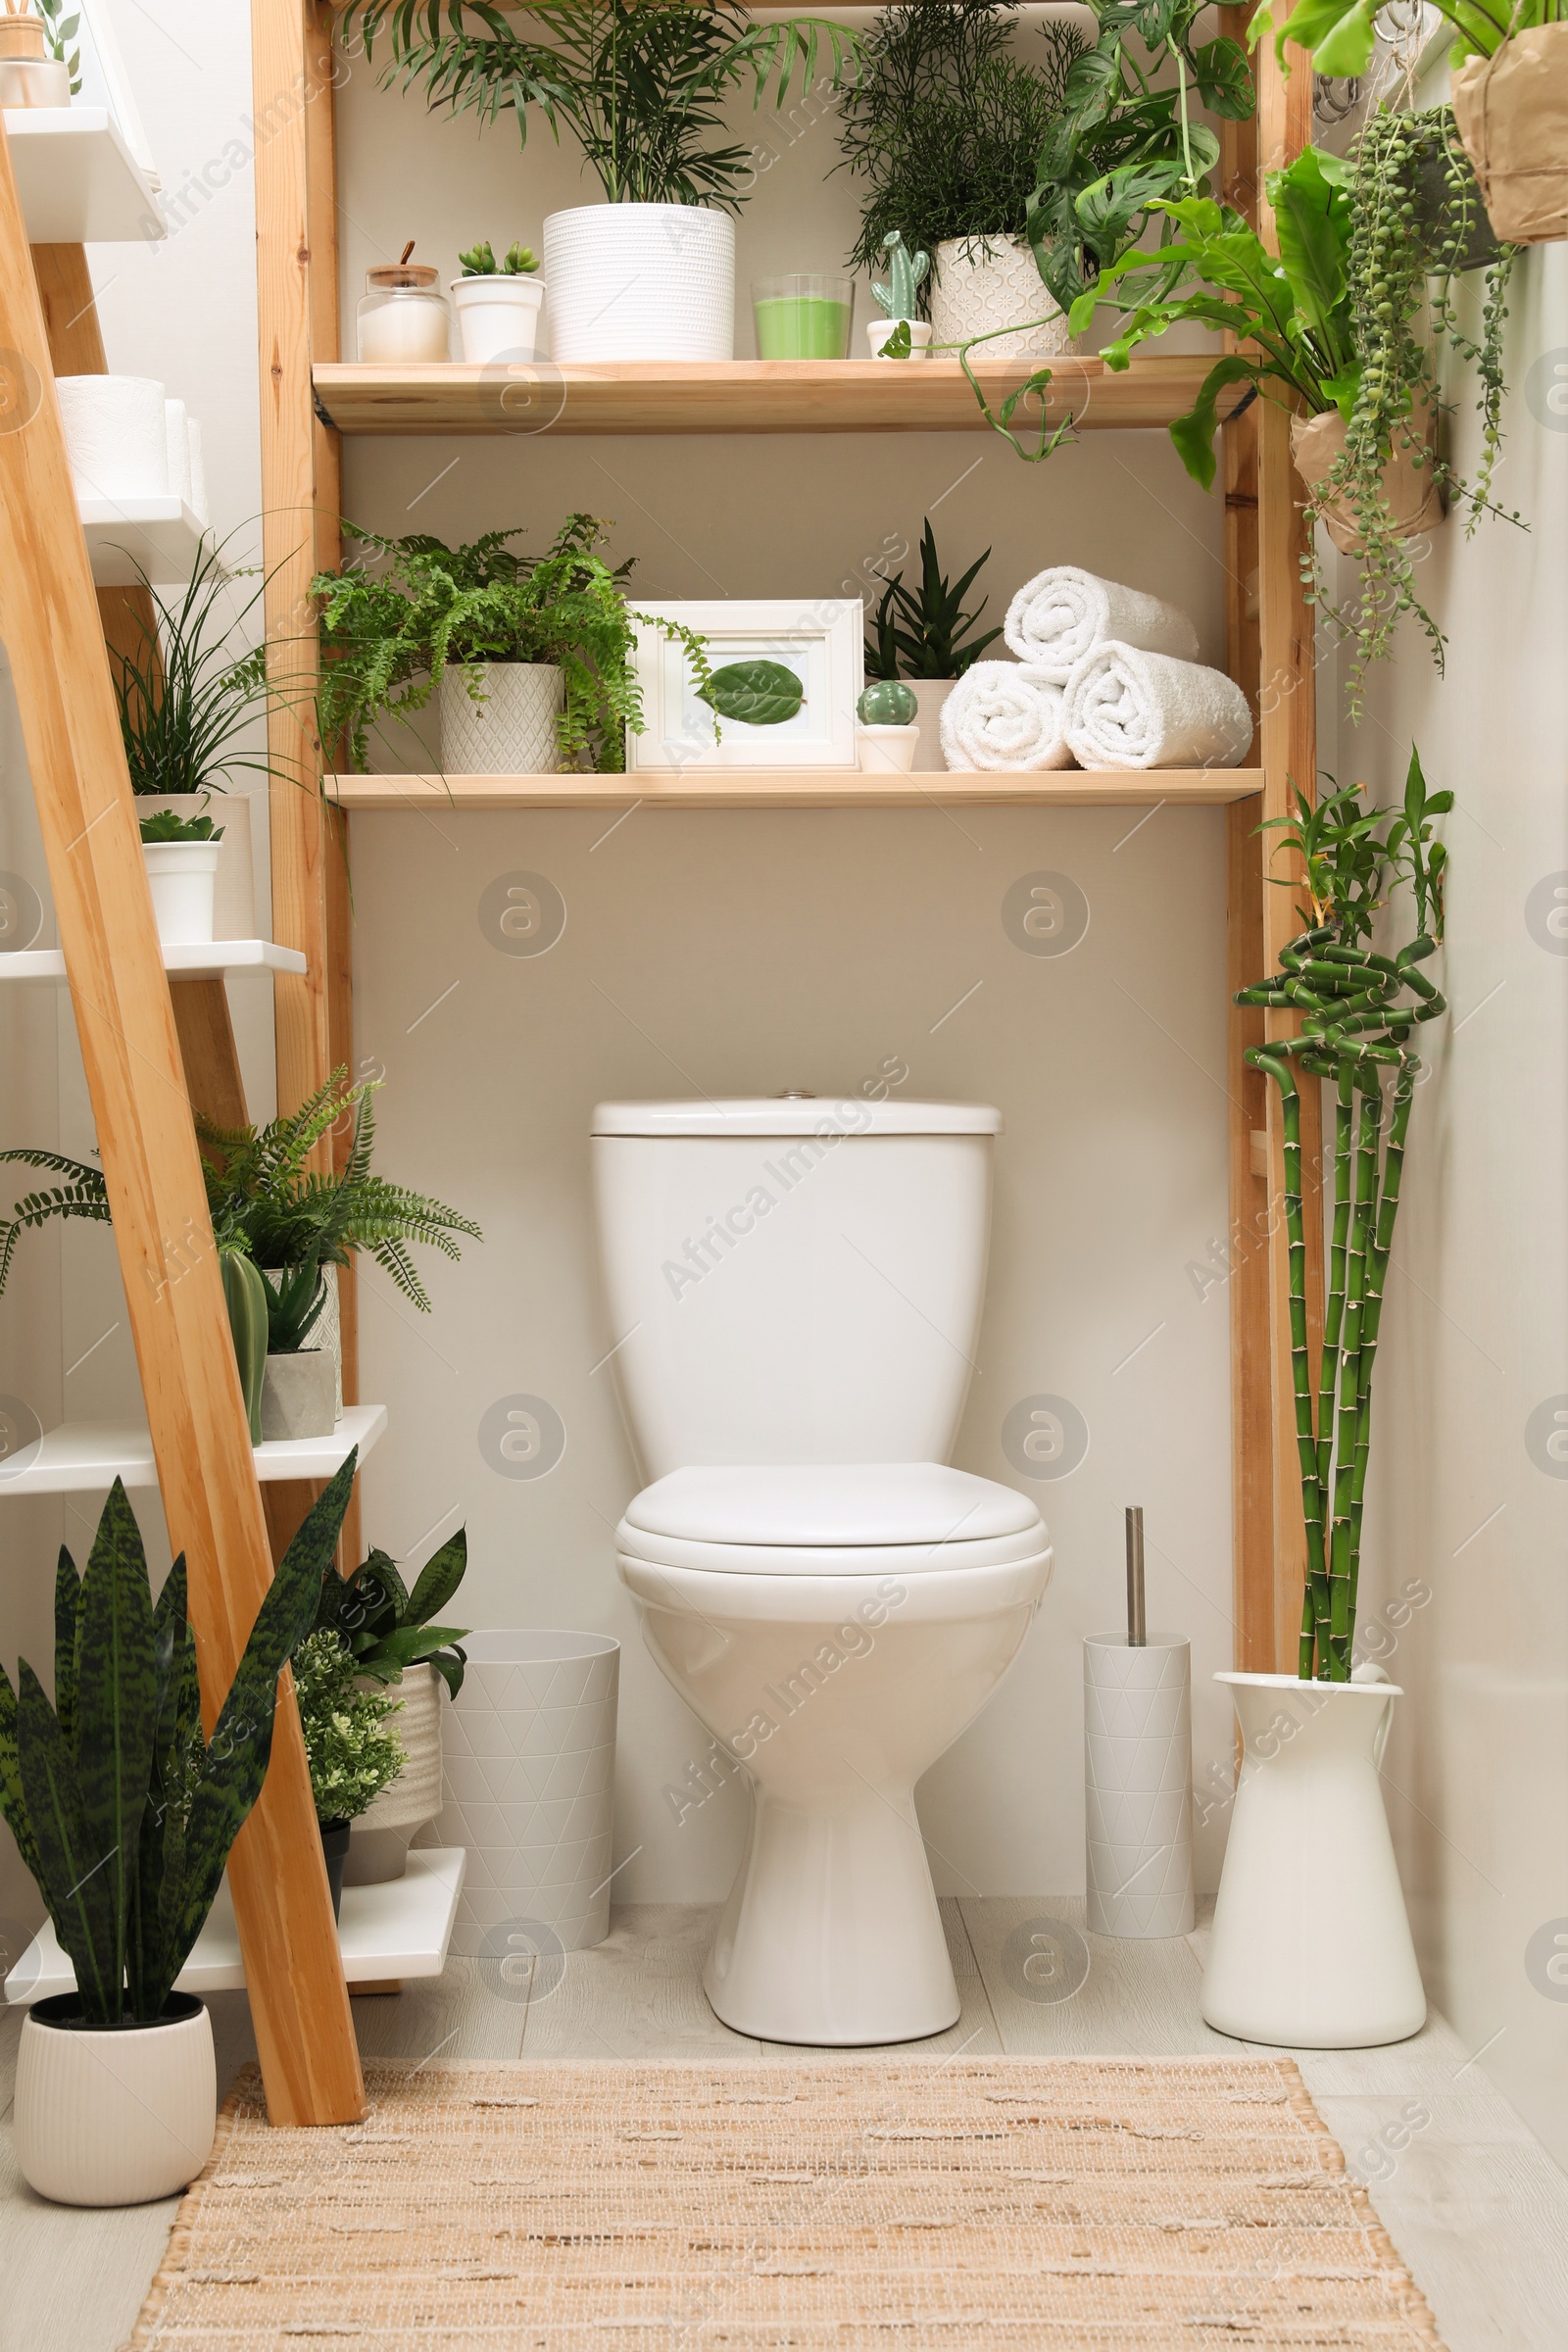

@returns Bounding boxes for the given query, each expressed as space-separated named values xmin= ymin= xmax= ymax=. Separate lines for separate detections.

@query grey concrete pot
xmin=259 ymin=1348 xmax=336 ymax=1442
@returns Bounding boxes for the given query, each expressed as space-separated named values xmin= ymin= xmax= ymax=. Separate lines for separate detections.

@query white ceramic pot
xmin=141 ymin=838 xmax=219 ymax=947
xmin=439 ymin=662 xmax=564 ymax=775
xmin=136 ymin=793 xmax=255 ymax=938
xmin=856 ymin=722 xmax=919 ymax=774
xmin=865 ymin=318 xmax=933 ymax=359
xmin=451 ymin=273 xmax=546 ymax=364
xmin=544 ymin=204 xmax=734 ymax=362
xmin=14 ymin=1992 xmax=216 ymax=2206
xmin=930 ymin=235 xmax=1072 ymax=365
xmin=1202 ymin=1670 xmax=1426 ymax=2048
xmin=1083 ymin=1634 xmax=1195 ymax=1938
xmin=346 ymin=1661 xmax=445 ymax=1885
xmin=259 ymin=1348 xmax=336 ymax=1442
xmin=906 ymin=678 xmax=957 ymax=773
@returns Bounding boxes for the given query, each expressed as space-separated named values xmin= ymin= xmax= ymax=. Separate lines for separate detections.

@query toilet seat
xmin=615 ymin=1461 xmax=1049 ymax=1579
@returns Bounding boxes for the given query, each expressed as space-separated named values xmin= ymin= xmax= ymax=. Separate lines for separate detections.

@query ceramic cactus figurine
xmin=858 ymin=679 xmax=917 ymax=726
xmin=871 ymin=231 xmax=928 ymax=322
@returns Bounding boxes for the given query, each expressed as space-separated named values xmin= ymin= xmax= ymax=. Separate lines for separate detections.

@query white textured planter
xmin=347 ymin=1662 xmax=445 ymax=1886
xmin=439 ymin=662 xmax=564 ymax=776
xmin=15 ymin=1993 xmax=216 ymax=2207
xmin=930 ymin=236 xmax=1072 ymax=364
xmin=866 ymin=318 xmax=933 ymax=359
xmin=906 ymin=678 xmax=957 ymax=773
xmin=1084 ymin=1634 xmax=1195 ymax=1938
xmin=544 ymin=204 xmax=734 ymax=361
xmin=259 ymin=1348 xmax=336 ymax=1442
xmin=857 ymin=722 xmax=919 ymax=773
xmin=452 ymin=273 xmax=546 ymax=364
xmin=136 ymin=793 xmax=256 ymax=939
xmin=141 ymin=838 xmax=219 ymax=946
xmin=433 ymin=1629 xmax=618 ymax=1954
xmin=1202 ymin=1671 xmax=1426 ymax=2048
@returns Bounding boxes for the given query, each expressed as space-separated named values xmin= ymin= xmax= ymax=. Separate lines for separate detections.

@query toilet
xmin=592 ymin=1095 xmax=1053 ymax=2045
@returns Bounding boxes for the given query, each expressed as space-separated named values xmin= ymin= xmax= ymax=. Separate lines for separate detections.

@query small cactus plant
xmin=459 ymin=240 xmax=539 ymax=277
xmin=858 ymin=679 xmax=917 ymax=727
xmin=871 ymin=231 xmax=928 ymax=322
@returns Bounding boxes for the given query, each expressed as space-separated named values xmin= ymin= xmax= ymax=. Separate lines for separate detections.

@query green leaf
xmin=73 ymin=1480 xmax=155 ymax=1998
xmin=363 ymin=1625 xmax=471 ymax=1676
xmin=1169 ymin=354 xmax=1263 ymax=491
xmin=1304 ymin=0 xmax=1379 ymax=76
xmin=54 ymin=1544 xmax=80 ymax=1756
xmin=430 ymin=1647 xmax=466 ymax=1700
xmin=0 ymin=1661 xmax=45 ymax=1891
xmin=18 ymin=1661 xmax=120 ymax=2020
xmin=404 ymin=1527 xmax=467 ymax=1629
xmin=1191 ymin=35 xmax=1253 ymax=122
xmin=880 ymin=318 xmax=912 ymax=359
xmin=1270 ymin=146 xmax=1351 ymax=345
xmin=696 ymin=658 xmax=804 ymax=728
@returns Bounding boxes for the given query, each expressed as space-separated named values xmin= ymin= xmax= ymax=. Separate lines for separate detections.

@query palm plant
xmin=334 ymin=0 xmax=858 ymax=208
xmin=0 ymin=1459 xmax=354 ymax=2024
xmin=1237 ymin=752 xmax=1449 ymax=1681
xmin=863 ymin=519 xmax=1002 ymax=680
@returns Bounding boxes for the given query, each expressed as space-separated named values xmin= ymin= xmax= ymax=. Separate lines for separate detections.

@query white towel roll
xmin=1064 ymin=643 xmax=1254 ymax=771
xmin=939 ymin=662 xmax=1074 ymax=772
xmin=56 ymin=375 xmax=168 ymax=502
xmin=1004 ymin=566 xmax=1200 ymax=681
xmin=164 ymin=400 xmax=192 ymax=508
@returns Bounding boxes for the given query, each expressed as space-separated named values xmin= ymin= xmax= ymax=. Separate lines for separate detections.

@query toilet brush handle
xmin=1125 ymin=1506 xmax=1146 ymax=1647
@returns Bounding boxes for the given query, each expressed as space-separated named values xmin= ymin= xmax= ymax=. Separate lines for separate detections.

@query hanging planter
xmin=929 ymin=236 xmax=1071 ymax=364
xmin=1452 ymin=23 xmax=1568 ymax=246
xmin=1291 ymin=409 xmax=1445 ymax=558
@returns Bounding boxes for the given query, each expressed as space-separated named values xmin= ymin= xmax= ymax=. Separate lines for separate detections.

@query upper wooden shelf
xmin=313 ymin=354 xmax=1233 ymax=439
xmin=327 ymin=767 xmax=1261 ymax=811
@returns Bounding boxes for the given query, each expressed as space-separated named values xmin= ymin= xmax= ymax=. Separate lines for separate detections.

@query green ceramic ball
xmin=858 ymin=679 xmax=917 ymax=727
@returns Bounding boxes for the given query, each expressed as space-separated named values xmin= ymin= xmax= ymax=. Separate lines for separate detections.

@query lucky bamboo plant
xmin=1237 ymin=752 xmax=1449 ymax=1681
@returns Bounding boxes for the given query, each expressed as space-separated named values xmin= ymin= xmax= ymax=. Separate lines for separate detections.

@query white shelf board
xmin=0 ymin=938 xmax=306 ymax=982
xmin=4 ymin=107 xmax=164 ymax=245
xmin=0 ymin=1401 xmax=387 ymax=1497
xmin=6 ymin=1847 xmax=466 ymax=2003
xmin=79 ymin=496 xmax=208 ymax=587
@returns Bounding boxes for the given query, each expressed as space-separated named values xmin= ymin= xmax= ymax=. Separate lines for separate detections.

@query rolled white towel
xmin=1004 ymin=566 xmax=1200 ymax=681
xmin=1063 ymin=643 xmax=1253 ymax=771
xmin=939 ymin=662 xmax=1074 ymax=772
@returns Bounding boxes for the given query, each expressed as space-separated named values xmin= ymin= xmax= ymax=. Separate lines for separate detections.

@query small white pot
xmin=15 ymin=1992 xmax=216 ymax=2207
xmin=141 ymin=838 xmax=219 ymax=947
xmin=346 ymin=1661 xmax=446 ymax=1885
xmin=857 ymin=722 xmax=919 ymax=774
xmin=439 ymin=662 xmax=564 ymax=776
xmin=259 ymin=1348 xmax=336 ymax=1442
xmin=865 ymin=318 xmax=933 ymax=360
xmin=906 ymin=678 xmax=957 ymax=773
xmin=451 ymin=273 xmax=546 ymax=365
xmin=136 ymin=793 xmax=255 ymax=938
xmin=930 ymin=235 xmax=1072 ymax=365
xmin=1202 ymin=1670 xmax=1426 ymax=2049
xmin=544 ymin=203 xmax=734 ymax=362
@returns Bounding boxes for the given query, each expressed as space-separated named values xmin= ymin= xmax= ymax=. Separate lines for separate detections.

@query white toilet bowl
xmin=616 ymin=1463 xmax=1053 ymax=2043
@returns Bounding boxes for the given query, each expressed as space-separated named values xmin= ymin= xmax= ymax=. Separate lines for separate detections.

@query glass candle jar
xmin=357 ymin=265 xmax=450 ymax=364
xmin=752 ymin=275 xmax=855 ymax=361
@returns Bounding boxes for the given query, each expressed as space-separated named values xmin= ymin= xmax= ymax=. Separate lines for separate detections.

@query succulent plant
xmin=858 ymin=679 xmax=918 ymax=727
xmin=871 ymin=231 xmax=929 ymax=322
xmin=504 ymin=241 xmax=539 ymax=274
xmin=461 ymin=239 xmax=541 ymax=276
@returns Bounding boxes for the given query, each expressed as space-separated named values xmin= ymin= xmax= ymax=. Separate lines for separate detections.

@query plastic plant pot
xmin=752 ymin=275 xmax=855 ymax=360
xmin=452 ymin=272 xmax=546 ymax=365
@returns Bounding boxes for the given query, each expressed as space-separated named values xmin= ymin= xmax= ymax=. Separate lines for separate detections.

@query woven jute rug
xmin=127 ymin=2057 xmax=1445 ymax=2349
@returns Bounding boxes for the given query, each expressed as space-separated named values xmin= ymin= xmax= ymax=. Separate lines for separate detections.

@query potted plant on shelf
xmin=314 ymin=514 xmax=710 ymax=776
xmin=0 ymin=1463 xmax=354 ymax=2206
xmin=863 ymin=519 xmax=1003 ymax=770
xmin=336 ymin=0 xmax=858 ymax=362
xmin=867 ymin=232 xmax=932 ymax=360
xmin=452 ymin=238 xmax=543 ymax=365
xmin=315 ymin=1527 xmax=469 ymax=1886
xmin=1202 ymin=753 xmax=1449 ymax=2051
xmin=291 ymin=1628 xmax=405 ymax=1917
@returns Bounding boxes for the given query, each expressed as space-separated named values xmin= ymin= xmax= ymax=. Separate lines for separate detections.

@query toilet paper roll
xmin=56 ymin=376 xmax=169 ymax=502
xmin=164 ymin=400 xmax=192 ymax=508
xmin=186 ymin=419 xmax=209 ymax=527
xmin=1084 ymin=1633 xmax=1195 ymax=1938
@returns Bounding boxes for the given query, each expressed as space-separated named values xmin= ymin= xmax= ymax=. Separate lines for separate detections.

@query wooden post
xmin=0 ymin=119 xmax=365 ymax=2129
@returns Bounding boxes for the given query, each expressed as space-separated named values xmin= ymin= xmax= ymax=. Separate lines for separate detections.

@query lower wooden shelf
xmin=327 ymin=767 xmax=1263 ymax=812
xmin=0 ymin=940 xmax=306 ymax=982
xmin=5 ymin=1847 xmax=466 ymax=2002
xmin=0 ymin=1402 xmax=388 ymax=1496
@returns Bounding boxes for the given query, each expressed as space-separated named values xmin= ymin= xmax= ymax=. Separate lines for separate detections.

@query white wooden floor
xmin=2 ymin=1899 xmax=1565 ymax=2352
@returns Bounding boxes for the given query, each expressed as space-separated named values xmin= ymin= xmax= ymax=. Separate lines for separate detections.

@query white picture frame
xmin=626 ymin=600 xmax=863 ymax=771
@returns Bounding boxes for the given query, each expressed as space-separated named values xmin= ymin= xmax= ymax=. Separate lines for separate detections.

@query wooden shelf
xmin=0 ymin=1402 xmax=388 ymax=1497
xmin=5 ymin=108 xmax=163 ymax=245
xmin=6 ymin=1847 xmax=466 ymax=2002
xmin=80 ymin=495 xmax=208 ymax=587
xmin=327 ymin=766 xmax=1262 ymax=811
xmin=0 ymin=939 xmax=306 ymax=982
xmin=313 ymin=354 xmax=1238 ymax=439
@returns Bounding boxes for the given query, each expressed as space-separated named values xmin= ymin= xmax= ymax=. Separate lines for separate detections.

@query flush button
xmin=775 ymin=1090 xmax=816 ymax=1100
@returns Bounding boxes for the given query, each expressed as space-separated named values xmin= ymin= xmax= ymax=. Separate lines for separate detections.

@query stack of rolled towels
xmin=938 ymin=566 xmax=1253 ymax=772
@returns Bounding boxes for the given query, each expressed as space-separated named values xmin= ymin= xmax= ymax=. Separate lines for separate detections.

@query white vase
xmin=439 ymin=662 xmax=564 ymax=776
xmin=135 ymin=793 xmax=256 ymax=938
xmin=141 ymin=838 xmax=219 ymax=946
xmin=906 ymin=678 xmax=957 ymax=773
xmin=346 ymin=1661 xmax=446 ymax=1886
xmin=544 ymin=204 xmax=734 ymax=362
xmin=1084 ymin=1634 xmax=1195 ymax=1938
xmin=1202 ymin=1670 xmax=1427 ymax=2048
xmin=930 ymin=236 xmax=1072 ymax=365
xmin=14 ymin=1992 xmax=216 ymax=2207
xmin=451 ymin=273 xmax=546 ymax=364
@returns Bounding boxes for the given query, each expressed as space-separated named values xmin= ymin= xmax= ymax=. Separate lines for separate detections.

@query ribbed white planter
xmin=137 ymin=793 xmax=256 ymax=940
xmin=1084 ymin=1634 xmax=1195 ymax=1938
xmin=1202 ymin=1671 xmax=1426 ymax=2048
xmin=432 ymin=1629 xmax=619 ymax=1954
xmin=439 ymin=663 xmax=564 ymax=776
xmin=544 ymin=204 xmax=734 ymax=361
xmin=15 ymin=1993 xmax=216 ymax=2206
xmin=347 ymin=1662 xmax=446 ymax=1886
xmin=141 ymin=839 xmax=219 ymax=947
xmin=930 ymin=236 xmax=1072 ymax=364
xmin=907 ymin=678 xmax=957 ymax=773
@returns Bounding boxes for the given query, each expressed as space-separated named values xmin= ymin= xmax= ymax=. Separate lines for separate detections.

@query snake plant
xmin=313 ymin=1526 xmax=470 ymax=1698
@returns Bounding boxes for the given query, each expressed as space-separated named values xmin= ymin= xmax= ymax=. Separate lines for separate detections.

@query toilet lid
xmin=616 ymin=1463 xmax=1048 ymax=1577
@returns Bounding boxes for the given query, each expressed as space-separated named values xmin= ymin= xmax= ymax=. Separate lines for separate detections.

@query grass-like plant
xmin=291 ymin=1630 xmax=406 ymax=1826
xmin=335 ymin=0 xmax=858 ymax=208
xmin=0 ymin=1460 xmax=355 ymax=2023
xmin=314 ymin=1526 xmax=470 ymax=1697
xmin=863 ymin=519 xmax=1002 ymax=680
xmin=1237 ymin=754 xmax=1449 ymax=1681
xmin=111 ymin=541 xmax=287 ymax=807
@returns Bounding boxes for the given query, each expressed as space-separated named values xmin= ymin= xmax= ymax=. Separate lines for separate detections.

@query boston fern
xmin=335 ymin=0 xmax=858 ymax=208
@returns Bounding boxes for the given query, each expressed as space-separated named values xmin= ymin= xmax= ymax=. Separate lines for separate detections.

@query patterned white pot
xmin=439 ymin=662 xmax=564 ymax=776
xmin=346 ymin=1662 xmax=446 ymax=1886
xmin=1083 ymin=1634 xmax=1195 ymax=1938
xmin=930 ymin=236 xmax=1072 ymax=364
xmin=544 ymin=204 xmax=734 ymax=361
xmin=15 ymin=1993 xmax=216 ymax=2206
xmin=136 ymin=792 xmax=256 ymax=938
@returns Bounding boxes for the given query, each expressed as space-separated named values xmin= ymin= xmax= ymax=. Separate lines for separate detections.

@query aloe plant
xmin=313 ymin=1526 xmax=470 ymax=1697
xmin=0 ymin=1457 xmax=356 ymax=2024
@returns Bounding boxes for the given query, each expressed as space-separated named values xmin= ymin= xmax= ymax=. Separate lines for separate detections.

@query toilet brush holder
xmin=1084 ymin=1632 xmax=1196 ymax=1936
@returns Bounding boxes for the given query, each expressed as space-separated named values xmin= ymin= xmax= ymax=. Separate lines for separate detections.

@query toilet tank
xmin=591 ymin=1098 xmax=999 ymax=1477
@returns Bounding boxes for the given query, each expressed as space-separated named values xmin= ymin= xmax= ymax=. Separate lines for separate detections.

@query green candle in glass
xmin=752 ymin=274 xmax=856 ymax=361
